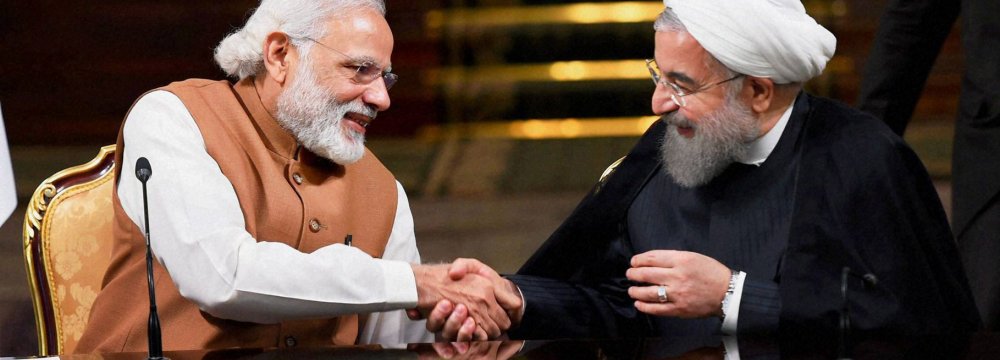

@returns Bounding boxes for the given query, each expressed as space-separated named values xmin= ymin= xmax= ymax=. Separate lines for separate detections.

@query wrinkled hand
xmin=448 ymin=258 xmax=523 ymax=315
xmin=417 ymin=259 xmax=523 ymax=340
xmin=411 ymin=264 xmax=512 ymax=338
xmin=410 ymin=340 xmax=523 ymax=360
xmin=626 ymin=250 xmax=731 ymax=318
xmin=408 ymin=300 xmax=487 ymax=340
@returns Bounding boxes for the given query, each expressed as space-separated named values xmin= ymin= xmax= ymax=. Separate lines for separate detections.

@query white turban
xmin=662 ymin=0 xmax=836 ymax=84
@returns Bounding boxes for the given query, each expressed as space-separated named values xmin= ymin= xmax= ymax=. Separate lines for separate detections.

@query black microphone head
xmin=862 ymin=274 xmax=879 ymax=287
xmin=135 ymin=157 xmax=152 ymax=183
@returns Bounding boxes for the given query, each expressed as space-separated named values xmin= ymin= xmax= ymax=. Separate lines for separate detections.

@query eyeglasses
xmin=298 ymin=37 xmax=398 ymax=90
xmin=645 ymin=59 xmax=742 ymax=107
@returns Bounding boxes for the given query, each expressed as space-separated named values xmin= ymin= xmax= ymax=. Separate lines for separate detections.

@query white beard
xmin=659 ymin=95 xmax=760 ymax=188
xmin=274 ymin=55 xmax=375 ymax=165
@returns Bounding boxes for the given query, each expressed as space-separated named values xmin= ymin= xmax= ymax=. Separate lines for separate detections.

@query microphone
xmin=838 ymin=267 xmax=879 ymax=360
xmin=136 ymin=157 xmax=166 ymax=360
xmin=860 ymin=273 xmax=879 ymax=288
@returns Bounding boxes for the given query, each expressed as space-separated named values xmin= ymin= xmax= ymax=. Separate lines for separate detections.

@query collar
xmin=737 ymin=103 xmax=794 ymax=166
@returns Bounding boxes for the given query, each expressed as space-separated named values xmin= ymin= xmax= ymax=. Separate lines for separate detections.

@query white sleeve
xmin=357 ymin=182 xmax=435 ymax=345
xmin=119 ymin=91 xmax=419 ymax=324
xmin=720 ymin=271 xmax=747 ymax=335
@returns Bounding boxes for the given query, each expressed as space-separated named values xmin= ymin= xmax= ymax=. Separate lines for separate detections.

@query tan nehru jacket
xmin=76 ymin=78 xmax=398 ymax=353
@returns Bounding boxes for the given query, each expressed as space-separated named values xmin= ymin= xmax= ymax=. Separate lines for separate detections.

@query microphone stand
xmin=137 ymin=158 xmax=167 ymax=360
xmin=838 ymin=267 xmax=851 ymax=360
xmin=838 ymin=266 xmax=877 ymax=360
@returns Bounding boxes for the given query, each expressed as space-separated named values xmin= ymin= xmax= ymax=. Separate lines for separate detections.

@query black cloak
xmin=507 ymin=93 xmax=980 ymax=339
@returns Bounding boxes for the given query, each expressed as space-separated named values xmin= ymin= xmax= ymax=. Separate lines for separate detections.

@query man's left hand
xmin=626 ymin=250 xmax=731 ymax=318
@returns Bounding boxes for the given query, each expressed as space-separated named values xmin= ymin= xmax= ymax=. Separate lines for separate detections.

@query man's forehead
xmin=654 ymin=31 xmax=712 ymax=81
xmin=654 ymin=31 xmax=707 ymax=58
xmin=316 ymin=9 xmax=394 ymax=63
xmin=319 ymin=8 xmax=392 ymax=38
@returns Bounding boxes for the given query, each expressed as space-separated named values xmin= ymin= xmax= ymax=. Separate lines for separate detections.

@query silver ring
xmin=657 ymin=286 xmax=668 ymax=303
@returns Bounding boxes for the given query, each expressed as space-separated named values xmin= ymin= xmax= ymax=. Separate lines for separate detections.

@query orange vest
xmin=76 ymin=78 xmax=398 ymax=353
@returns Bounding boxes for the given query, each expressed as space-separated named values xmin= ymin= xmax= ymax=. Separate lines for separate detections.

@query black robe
xmin=507 ymin=93 xmax=980 ymax=339
xmin=858 ymin=0 xmax=1000 ymax=330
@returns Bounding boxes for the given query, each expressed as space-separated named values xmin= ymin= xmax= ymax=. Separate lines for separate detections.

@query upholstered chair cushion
xmin=41 ymin=176 xmax=114 ymax=353
xmin=24 ymin=145 xmax=116 ymax=355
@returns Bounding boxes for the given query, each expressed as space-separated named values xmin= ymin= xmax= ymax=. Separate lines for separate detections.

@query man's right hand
xmin=411 ymin=263 xmax=513 ymax=338
xmin=419 ymin=259 xmax=524 ymax=340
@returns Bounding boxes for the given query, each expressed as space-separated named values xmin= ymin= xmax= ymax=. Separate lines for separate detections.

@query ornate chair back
xmin=23 ymin=145 xmax=117 ymax=355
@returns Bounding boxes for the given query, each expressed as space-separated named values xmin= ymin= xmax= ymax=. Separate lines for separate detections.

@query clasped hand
xmin=415 ymin=251 xmax=730 ymax=341
xmin=626 ymin=250 xmax=731 ymax=318
xmin=410 ymin=260 xmax=523 ymax=340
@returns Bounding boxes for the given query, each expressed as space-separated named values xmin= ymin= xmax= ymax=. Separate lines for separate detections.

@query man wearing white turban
xmin=425 ymin=2 xmax=980 ymax=341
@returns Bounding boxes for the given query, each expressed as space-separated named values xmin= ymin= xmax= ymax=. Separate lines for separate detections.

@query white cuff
xmin=722 ymin=335 xmax=740 ymax=359
xmin=720 ymin=271 xmax=746 ymax=335
xmin=377 ymin=259 xmax=419 ymax=309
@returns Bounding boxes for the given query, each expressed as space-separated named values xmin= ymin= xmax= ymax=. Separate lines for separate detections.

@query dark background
xmin=0 ymin=0 xmax=962 ymax=146
xmin=0 ymin=0 xmax=962 ymax=356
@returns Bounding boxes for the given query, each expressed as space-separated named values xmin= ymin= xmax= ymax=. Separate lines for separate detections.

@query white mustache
xmin=663 ymin=112 xmax=694 ymax=129
xmin=339 ymin=100 xmax=377 ymax=121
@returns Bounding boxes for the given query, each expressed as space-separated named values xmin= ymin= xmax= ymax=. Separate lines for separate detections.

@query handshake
xmin=405 ymin=250 xmax=735 ymax=341
xmin=408 ymin=258 xmax=522 ymax=340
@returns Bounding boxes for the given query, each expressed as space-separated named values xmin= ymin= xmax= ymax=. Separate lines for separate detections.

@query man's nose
xmin=363 ymin=78 xmax=391 ymax=111
xmin=651 ymin=84 xmax=679 ymax=115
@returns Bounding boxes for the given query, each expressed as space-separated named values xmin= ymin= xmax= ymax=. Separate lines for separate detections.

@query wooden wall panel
xmin=0 ymin=1 xmax=960 ymax=145
xmin=0 ymin=1 xmax=443 ymax=145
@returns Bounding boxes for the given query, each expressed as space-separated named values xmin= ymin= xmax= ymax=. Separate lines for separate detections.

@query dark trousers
xmin=959 ymin=196 xmax=1000 ymax=330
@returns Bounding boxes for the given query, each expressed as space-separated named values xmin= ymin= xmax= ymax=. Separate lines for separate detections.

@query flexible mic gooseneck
xmin=838 ymin=267 xmax=879 ymax=360
xmin=136 ymin=157 xmax=166 ymax=360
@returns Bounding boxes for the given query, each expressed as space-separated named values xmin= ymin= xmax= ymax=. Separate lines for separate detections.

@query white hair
xmin=214 ymin=0 xmax=386 ymax=79
xmin=653 ymin=8 xmax=686 ymax=33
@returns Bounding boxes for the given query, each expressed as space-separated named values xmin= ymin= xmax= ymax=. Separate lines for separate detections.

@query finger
xmin=631 ymin=250 xmax=680 ymax=268
xmin=498 ymin=340 xmax=524 ymax=359
xmin=628 ymin=285 xmax=670 ymax=303
xmin=449 ymin=258 xmax=492 ymax=280
xmin=470 ymin=307 xmax=503 ymax=339
xmin=406 ymin=308 xmax=424 ymax=320
xmin=486 ymin=297 xmax=513 ymax=333
xmin=472 ymin=325 xmax=489 ymax=341
xmin=625 ymin=266 xmax=673 ymax=284
xmin=476 ymin=315 xmax=502 ymax=339
xmin=627 ymin=286 xmax=641 ymax=301
xmin=466 ymin=258 xmax=501 ymax=279
xmin=426 ymin=300 xmax=455 ymax=332
xmin=455 ymin=317 xmax=477 ymax=341
xmin=457 ymin=263 xmax=521 ymax=313
xmin=634 ymin=300 xmax=680 ymax=317
xmin=452 ymin=341 xmax=471 ymax=354
xmin=431 ymin=342 xmax=456 ymax=359
xmin=466 ymin=293 xmax=507 ymax=338
xmin=495 ymin=279 xmax=523 ymax=311
xmin=441 ymin=304 xmax=469 ymax=340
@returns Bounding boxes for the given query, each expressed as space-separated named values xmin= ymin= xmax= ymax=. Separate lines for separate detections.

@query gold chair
xmin=22 ymin=145 xmax=116 ymax=355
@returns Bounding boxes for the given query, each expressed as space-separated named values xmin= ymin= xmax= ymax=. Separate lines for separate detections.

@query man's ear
xmin=746 ymin=76 xmax=775 ymax=113
xmin=262 ymin=32 xmax=293 ymax=84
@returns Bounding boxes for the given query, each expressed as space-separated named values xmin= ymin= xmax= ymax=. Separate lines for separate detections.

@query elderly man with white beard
xmin=75 ymin=0 xmax=521 ymax=354
xmin=427 ymin=0 xmax=981 ymax=340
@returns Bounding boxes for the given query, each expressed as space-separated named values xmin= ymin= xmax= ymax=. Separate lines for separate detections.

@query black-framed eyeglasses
xmin=297 ymin=37 xmax=398 ymax=90
xmin=645 ymin=59 xmax=742 ymax=107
